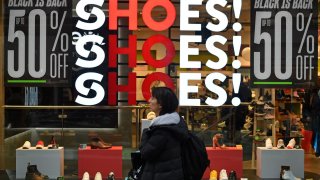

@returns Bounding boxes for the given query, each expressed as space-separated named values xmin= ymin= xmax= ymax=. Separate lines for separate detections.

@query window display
xmin=0 ymin=0 xmax=320 ymax=179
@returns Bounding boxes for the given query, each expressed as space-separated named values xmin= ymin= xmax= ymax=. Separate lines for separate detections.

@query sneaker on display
xmin=94 ymin=172 xmax=102 ymax=180
xmin=287 ymin=138 xmax=296 ymax=149
xmin=264 ymin=103 xmax=274 ymax=110
xmin=265 ymin=138 xmax=273 ymax=149
xmin=36 ymin=140 xmax=44 ymax=149
xmin=255 ymin=112 xmax=266 ymax=117
xmin=146 ymin=111 xmax=156 ymax=120
xmin=293 ymin=91 xmax=300 ymax=99
xmin=243 ymin=122 xmax=252 ymax=130
xmin=282 ymin=170 xmax=301 ymax=180
xmin=22 ymin=141 xmax=31 ymax=149
xmin=277 ymin=139 xmax=285 ymax=149
xmin=245 ymin=116 xmax=253 ymax=123
xmin=264 ymin=113 xmax=275 ymax=119
xmin=257 ymin=96 xmax=264 ymax=105
xmin=107 ymin=172 xmax=115 ymax=180
xmin=209 ymin=170 xmax=217 ymax=180
xmin=82 ymin=172 xmax=89 ymax=180
xmin=219 ymin=169 xmax=228 ymax=180
xmin=217 ymin=121 xmax=226 ymax=128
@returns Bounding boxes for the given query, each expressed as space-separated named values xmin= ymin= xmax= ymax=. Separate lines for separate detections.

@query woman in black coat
xmin=139 ymin=87 xmax=188 ymax=180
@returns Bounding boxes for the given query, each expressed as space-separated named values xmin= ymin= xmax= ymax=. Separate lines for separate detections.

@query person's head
xmin=148 ymin=87 xmax=179 ymax=116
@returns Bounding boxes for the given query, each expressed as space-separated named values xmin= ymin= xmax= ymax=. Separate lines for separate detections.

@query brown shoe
xmin=90 ymin=137 xmax=112 ymax=149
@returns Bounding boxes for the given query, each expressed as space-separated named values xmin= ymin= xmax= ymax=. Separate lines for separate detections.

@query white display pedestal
xmin=16 ymin=147 xmax=64 ymax=179
xmin=141 ymin=119 xmax=152 ymax=136
xmin=256 ymin=147 xmax=304 ymax=179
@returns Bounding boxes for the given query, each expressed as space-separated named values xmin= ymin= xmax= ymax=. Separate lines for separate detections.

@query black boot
xmin=25 ymin=163 xmax=49 ymax=180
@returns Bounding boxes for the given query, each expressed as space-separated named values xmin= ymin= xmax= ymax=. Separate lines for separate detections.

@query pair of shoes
xmin=219 ymin=169 xmax=228 ymax=180
xmin=82 ymin=172 xmax=104 ymax=180
xmin=265 ymin=138 xmax=273 ymax=149
xmin=277 ymin=139 xmax=285 ymax=149
xmin=22 ymin=138 xmax=59 ymax=149
xmin=22 ymin=140 xmax=45 ymax=149
xmin=209 ymin=170 xmax=217 ymax=180
xmin=264 ymin=102 xmax=274 ymax=110
xmin=282 ymin=170 xmax=301 ymax=180
xmin=217 ymin=121 xmax=226 ymax=128
xmin=22 ymin=141 xmax=32 ymax=149
xmin=146 ymin=111 xmax=156 ymax=120
xmin=243 ymin=122 xmax=252 ymax=130
xmin=229 ymin=170 xmax=237 ymax=180
xmin=25 ymin=163 xmax=49 ymax=180
xmin=264 ymin=113 xmax=275 ymax=119
xmin=286 ymin=138 xmax=296 ymax=149
xmin=107 ymin=172 xmax=115 ymax=180
xmin=89 ymin=137 xmax=112 ymax=149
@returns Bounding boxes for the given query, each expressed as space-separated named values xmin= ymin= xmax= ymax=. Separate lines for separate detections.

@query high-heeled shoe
xmin=48 ymin=136 xmax=58 ymax=149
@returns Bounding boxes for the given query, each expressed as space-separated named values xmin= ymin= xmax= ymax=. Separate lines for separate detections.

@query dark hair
xmin=151 ymin=87 xmax=178 ymax=115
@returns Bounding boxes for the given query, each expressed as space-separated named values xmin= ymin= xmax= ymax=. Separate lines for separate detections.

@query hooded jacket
xmin=139 ymin=112 xmax=189 ymax=180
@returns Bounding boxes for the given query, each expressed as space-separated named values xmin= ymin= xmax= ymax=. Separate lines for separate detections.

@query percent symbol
xmin=50 ymin=10 xmax=68 ymax=52
xmin=297 ymin=13 xmax=314 ymax=54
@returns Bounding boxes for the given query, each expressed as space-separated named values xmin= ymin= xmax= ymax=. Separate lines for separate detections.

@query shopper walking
xmin=310 ymin=88 xmax=320 ymax=157
xmin=139 ymin=87 xmax=188 ymax=180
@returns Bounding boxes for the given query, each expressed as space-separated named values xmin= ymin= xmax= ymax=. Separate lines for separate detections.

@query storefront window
xmin=1 ymin=0 xmax=320 ymax=179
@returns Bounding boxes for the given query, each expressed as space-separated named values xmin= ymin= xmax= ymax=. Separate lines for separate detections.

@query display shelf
xmin=274 ymin=89 xmax=303 ymax=145
xmin=256 ymin=147 xmax=304 ymax=179
xmin=251 ymin=94 xmax=276 ymax=168
xmin=78 ymin=146 xmax=122 ymax=179
xmin=203 ymin=147 xmax=243 ymax=179
xmin=16 ymin=147 xmax=64 ymax=179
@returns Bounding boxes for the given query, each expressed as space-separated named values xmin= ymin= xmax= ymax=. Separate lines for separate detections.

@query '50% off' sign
xmin=5 ymin=0 xmax=72 ymax=86
xmin=250 ymin=0 xmax=318 ymax=88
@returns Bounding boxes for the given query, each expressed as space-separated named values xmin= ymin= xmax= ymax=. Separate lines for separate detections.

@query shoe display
xmin=22 ymin=141 xmax=31 ymax=149
xmin=293 ymin=91 xmax=300 ymax=99
xmin=219 ymin=169 xmax=228 ymax=180
xmin=264 ymin=103 xmax=274 ymax=110
xmin=265 ymin=138 xmax=273 ymax=149
xmin=48 ymin=136 xmax=58 ymax=149
xmin=257 ymin=96 xmax=264 ymax=105
xmin=82 ymin=172 xmax=89 ymax=180
xmin=107 ymin=172 xmax=115 ymax=180
xmin=217 ymin=121 xmax=226 ymax=128
xmin=282 ymin=170 xmax=301 ymax=180
xmin=209 ymin=170 xmax=217 ymax=180
xmin=255 ymin=112 xmax=266 ymax=117
xmin=294 ymin=145 xmax=301 ymax=149
xmin=94 ymin=172 xmax=102 ymax=180
xmin=245 ymin=116 xmax=253 ymax=123
xmin=243 ymin=122 xmax=252 ymax=130
xmin=36 ymin=140 xmax=44 ymax=149
xmin=277 ymin=139 xmax=285 ymax=149
xmin=212 ymin=134 xmax=224 ymax=148
xmin=90 ymin=137 xmax=112 ymax=149
xmin=228 ymin=170 xmax=237 ymax=180
xmin=287 ymin=138 xmax=296 ymax=149
xmin=264 ymin=113 xmax=275 ymax=119
xmin=146 ymin=111 xmax=156 ymax=120
xmin=25 ymin=163 xmax=49 ymax=180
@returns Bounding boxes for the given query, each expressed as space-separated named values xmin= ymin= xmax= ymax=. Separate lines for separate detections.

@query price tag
xmin=251 ymin=0 xmax=318 ymax=87
xmin=4 ymin=0 xmax=72 ymax=86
